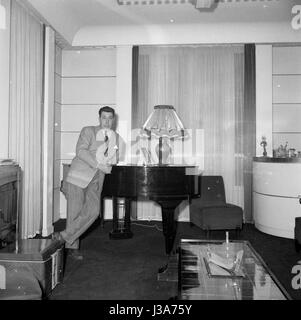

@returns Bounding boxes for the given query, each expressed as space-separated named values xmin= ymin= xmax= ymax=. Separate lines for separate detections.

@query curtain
xmin=0 ymin=1 xmax=6 ymax=30
xmin=133 ymin=45 xmax=247 ymax=221
xmin=9 ymin=0 xmax=44 ymax=238
xmin=243 ymin=44 xmax=256 ymax=222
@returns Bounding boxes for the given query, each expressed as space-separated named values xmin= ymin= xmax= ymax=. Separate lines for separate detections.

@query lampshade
xmin=141 ymin=105 xmax=187 ymax=139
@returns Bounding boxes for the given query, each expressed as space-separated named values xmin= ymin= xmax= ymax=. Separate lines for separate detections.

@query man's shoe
xmin=67 ymin=249 xmax=83 ymax=260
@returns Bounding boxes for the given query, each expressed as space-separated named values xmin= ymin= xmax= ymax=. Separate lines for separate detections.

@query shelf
xmin=273 ymin=132 xmax=301 ymax=134
xmin=253 ymin=157 xmax=301 ymax=163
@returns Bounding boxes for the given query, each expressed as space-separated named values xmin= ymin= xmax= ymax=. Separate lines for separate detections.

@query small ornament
xmin=260 ymin=136 xmax=267 ymax=157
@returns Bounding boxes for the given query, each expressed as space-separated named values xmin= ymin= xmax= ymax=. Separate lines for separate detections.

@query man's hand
xmin=97 ymin=163 xmax=112 ymax=174
xmin=106 ymin=148 xmax=118 ymax=165
xmin=96 ymin=144 xmax=118 ymax=165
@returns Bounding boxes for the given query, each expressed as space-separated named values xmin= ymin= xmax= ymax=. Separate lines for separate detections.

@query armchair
xmin=189 ymin=176 xmax=243 ymax=237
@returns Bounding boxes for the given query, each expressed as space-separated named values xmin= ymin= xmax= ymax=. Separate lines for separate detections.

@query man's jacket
xmin=66 ymin=126 xmax=122 ymax=188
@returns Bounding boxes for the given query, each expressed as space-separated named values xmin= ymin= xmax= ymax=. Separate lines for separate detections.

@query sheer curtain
xmin=133 ymin=45 xmax=247 ymax=220
xmin=9 ymin=0 xmax=44 ymax=238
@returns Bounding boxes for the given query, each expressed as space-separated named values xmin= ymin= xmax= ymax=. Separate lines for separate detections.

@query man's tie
xmin=104 ymin=131 xmax=109 ymax=157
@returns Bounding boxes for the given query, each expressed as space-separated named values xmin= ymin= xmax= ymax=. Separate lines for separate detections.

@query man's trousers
xmin=61 ymin=170 xmax=105 ymax=249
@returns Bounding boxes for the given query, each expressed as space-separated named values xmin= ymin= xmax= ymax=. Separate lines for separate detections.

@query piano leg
xmin=161 ymin=207 xmax=177 ymax=256
xmin=156 ymin=199 xmax=182 ymax=281
xmin=109 ymin=197 xmax=133 ymax=239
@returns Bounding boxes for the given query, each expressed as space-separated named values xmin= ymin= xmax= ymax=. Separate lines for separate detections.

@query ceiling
xmin=25 ymin=0 xmax=301 ymax=47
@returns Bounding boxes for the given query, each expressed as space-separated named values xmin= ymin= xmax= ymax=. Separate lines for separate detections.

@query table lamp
xmin=140 ymin=105 xmax=187 ymax=165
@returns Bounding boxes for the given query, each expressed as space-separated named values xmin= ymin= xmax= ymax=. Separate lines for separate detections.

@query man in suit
xmin=53 ymin=106 xmax=121 ymax=259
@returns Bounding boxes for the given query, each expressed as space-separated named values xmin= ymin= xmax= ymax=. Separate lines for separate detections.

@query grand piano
xmin=62 ymin=163 xmax=200 ymax=272
xmin=101 ymin=165 xmax=200 ymax=257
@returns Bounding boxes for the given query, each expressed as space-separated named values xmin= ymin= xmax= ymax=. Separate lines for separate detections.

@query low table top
xmin=178 ymin=239 xmax=290 ymax=300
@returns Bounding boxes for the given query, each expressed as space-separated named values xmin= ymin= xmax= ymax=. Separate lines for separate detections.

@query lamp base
xmin=156 ymin=139 xmax=171 ymax=165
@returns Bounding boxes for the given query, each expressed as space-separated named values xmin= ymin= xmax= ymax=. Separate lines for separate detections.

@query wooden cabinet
xmin=253 ymin=158 xmax=301 ymax=239
xmin=0 ymin=165 xmax=20 ymax=246
xmin=0 ymin=239 xmax=64 ymax=298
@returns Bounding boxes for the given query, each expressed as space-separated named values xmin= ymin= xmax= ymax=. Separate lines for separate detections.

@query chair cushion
xmin=190 ymin=203 xmax=243 ymax=231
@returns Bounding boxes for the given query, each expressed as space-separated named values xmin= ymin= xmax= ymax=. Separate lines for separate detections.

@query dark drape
xmin=243 ymin=44 xmax=256 ymax=222
xmin=131 ymin=46 xmax=139 ymax=220
xmin=132 ymin=46 xmax=139 ymax=129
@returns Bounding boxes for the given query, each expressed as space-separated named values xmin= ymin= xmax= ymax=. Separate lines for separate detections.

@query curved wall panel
xmin=253 ymin=162 xmax=301 ymax=197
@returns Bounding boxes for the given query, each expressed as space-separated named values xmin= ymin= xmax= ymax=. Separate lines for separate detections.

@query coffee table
xmin=178 ymin=239 xmax=291 ymax=300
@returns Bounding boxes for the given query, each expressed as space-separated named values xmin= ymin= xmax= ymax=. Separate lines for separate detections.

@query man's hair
xmin=99 ymin=106 xmax=115 ymax=117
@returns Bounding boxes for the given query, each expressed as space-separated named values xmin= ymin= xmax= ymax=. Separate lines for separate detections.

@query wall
xmin=272 ymin=46 xmax=301 ymax=154
xmin=116 ymin=46 xmax=133 ymax=164
xmin=59 ymin=48 xmax=117 ymax=218
xmin=0 ymin=0 xmax=10 ymax=159
xmin=256 ymin=45 xmax=273 ymax=157
xmin=255 ymin=45 xmax=301 ymax=157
